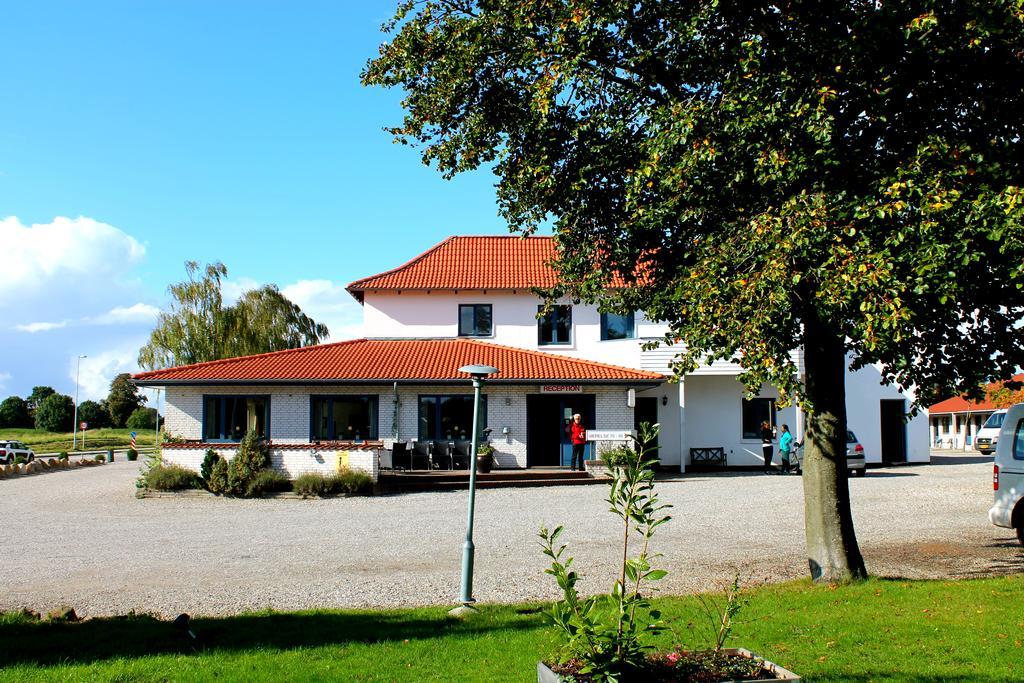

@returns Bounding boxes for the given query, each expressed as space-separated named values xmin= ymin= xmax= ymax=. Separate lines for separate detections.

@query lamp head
xmin=458 ymin=364 xmax=499 ymax=378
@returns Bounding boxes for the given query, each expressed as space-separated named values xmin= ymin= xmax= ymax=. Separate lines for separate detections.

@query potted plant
xmin=476 ymin=443 xmax=495 ymax=473
xmin=537 ymin=423 xmax=800 ymax=682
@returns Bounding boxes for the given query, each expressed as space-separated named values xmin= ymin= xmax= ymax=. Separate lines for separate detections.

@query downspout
xmin=393 ymin=381 xmax=400 ymax=442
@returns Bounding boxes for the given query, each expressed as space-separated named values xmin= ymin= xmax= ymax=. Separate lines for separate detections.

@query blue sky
xmin=0 ymin=2 xmax=519 ymax=402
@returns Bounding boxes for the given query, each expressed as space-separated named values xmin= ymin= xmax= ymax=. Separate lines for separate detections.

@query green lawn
xmin=2 ymin=576 xmax=1022 ymax=681
xmin=0 ymin=428 xmax=159 ymax=454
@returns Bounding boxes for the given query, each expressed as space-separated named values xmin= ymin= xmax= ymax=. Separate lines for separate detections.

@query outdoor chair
xmin=432 ymin=441 xmax=454 ymax=470
xmin=410 ymin=441 xmax=433 ymax=470
xmin=452 ymin=440 xmax=473 ymax=470
xmin=387 ymin=442 xmax=408 ymax=471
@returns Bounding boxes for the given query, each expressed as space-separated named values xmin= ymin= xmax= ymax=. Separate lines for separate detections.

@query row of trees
xmin=0 ymin=374 xmax=154 ymax=432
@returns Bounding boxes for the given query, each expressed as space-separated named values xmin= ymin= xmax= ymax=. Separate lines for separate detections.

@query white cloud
xmin=73 ymin=344 xmax=146 ymax=402
xmin=14 ymin=321 xmax=68 ymax=333
xmin=0 ymin=216 xmax=146 ymax=305
xmin=281 ymin=279 xmax=363 ymax=341
xmin=221 ymin=276 xmax=259 ymax=305
xmin=90 ymin=303 xmax=161 ymax=325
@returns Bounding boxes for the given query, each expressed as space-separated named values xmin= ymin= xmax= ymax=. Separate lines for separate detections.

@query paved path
xmin=2 ymin=455 xmax=1020 ymax=617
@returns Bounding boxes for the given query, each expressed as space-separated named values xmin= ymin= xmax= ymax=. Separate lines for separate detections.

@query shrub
xmin=143 ymin=464 xmax=202 ymax=491
xmin=200 ymin=449 xmax=220 ymax=483
xmin=57 ymin=452 xmax=69 ymax=461
xmin=293 ymin=472 xmax=332 ymax=498
xmin=335 ymin=468 xmax=373 ymax=495
xmin=601 ymin=445 xmax=637 ymax=469
xmin=207 ymin=458 xmax=230 ymax=494
xmin=13 ymin=456 xmax=26 ymax=465
xmin=126 ymin=448 xmax=139 ymax=461
xmin=95 ymin=453 xmax=106 ymax=463
xmin=126 ymin=407 xmax=159 ymax=431
xmin=226 ymin=431 xmax=270 ymax=495
xmin=245 ymin=469 xmax=292 ymax=497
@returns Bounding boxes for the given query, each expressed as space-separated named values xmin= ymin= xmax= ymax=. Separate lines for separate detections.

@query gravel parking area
xmin=2 ymin=454 xmax=1021 ymax=617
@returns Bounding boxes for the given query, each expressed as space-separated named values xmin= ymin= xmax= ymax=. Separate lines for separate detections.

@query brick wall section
xmin=162 ymin=446 xmax=379 ymax=481
xmin=162 ymin=384 xmax=634 ymax=470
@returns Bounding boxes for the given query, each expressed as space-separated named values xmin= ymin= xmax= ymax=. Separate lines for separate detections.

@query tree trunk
xmin=801 ymin=310 xmax=867 ymax=582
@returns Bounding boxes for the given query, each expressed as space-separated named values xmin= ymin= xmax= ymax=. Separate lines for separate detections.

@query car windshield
xmin=983 ymin=412 xmax=1006 ymax=429
xmin=847 ymin=430 xmax=857 ymax=443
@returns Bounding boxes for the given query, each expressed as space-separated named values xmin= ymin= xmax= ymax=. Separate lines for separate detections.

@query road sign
xmin=80 ymin=422 xmax=87 ymax=431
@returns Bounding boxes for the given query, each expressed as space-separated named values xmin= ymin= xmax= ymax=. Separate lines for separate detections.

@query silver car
xmin=846 ymin=430 xmax=866 ymax=476
xmin=0 ymin=440 xmax=36 ymax=464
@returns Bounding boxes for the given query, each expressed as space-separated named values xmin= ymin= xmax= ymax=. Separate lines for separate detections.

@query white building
xmin=136 ymin=235 xmax=929 ymax=477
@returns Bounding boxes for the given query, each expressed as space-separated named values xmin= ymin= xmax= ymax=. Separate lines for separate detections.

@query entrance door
xmin=634 ymin=397 xmax=659 ymax=457
xmin=526 ymin=394 xmax=595 ymax=467
xmin=880 ymin=399 xmax=907 ymax=463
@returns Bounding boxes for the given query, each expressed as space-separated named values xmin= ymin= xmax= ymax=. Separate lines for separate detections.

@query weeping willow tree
xmin=364 ymin=0 xmax=1024 ymax=582
xmin=138 ymin=261 xmax=329 ymax=370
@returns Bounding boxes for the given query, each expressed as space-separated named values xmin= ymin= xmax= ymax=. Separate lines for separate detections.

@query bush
xmin=143 ymin=464 xmax=202 ymax=491
xmin=245 ymin=469 xmax=292 ymax=497
xmin=57 ymin=452 xmax=69 ymax=461
xmin=293 ymin=473 xmax=333 ymax=498
xmin=293 ymin=469 xmax=373 ymax=498
xmin=226 ymin=431 xmax=270 ymax=495
xmin=601 ymin=445 xmax=637 ymax=469
xmin=200 ymin=449 xmax=220 ymax=483
xmin=126 ymin=448 xmax=139 ymax=461
xmin=207 ymin=457 xmax=230 ymax=494
xmin=13 ymin=456 xmax=26 ymax=465
xmin=126 ymin=407 xmax=159 ymax=431
xmin=335 ymin=468 xmax=373 ymax=495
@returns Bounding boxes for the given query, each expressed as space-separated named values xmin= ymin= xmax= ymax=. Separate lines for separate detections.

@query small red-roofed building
xmin=927 ymin=374 xmax=1024 ymax=450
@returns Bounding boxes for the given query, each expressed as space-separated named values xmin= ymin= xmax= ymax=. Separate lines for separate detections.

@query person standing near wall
xmin=778 ymin=424 xmax=794 ymax=474
xmin=567 ymin=413 xmax=587 ymax=471
xmin=761 ymin=420 xmax=777 ymax=474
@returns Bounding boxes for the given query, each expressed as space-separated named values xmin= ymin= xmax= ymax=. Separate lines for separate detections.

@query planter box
xmin=537 ymin=649 xmax=800 ymax=682
xmin=584 ymin=460 xmax=612 ymax=477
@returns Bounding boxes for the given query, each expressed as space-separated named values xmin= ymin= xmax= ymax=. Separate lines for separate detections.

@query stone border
xmin=135 ymin=488 xmax=371 ymax=500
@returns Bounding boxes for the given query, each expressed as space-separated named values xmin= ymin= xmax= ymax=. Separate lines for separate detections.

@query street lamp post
xmin=72 ymin=354 xmax=87 ymax=451
xmin=450 ymin=363 xmax=498 ymax=617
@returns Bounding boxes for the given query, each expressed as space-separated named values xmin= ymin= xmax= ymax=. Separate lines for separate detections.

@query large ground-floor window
xmin=203 ymin=396 xmax=269 ymax=442
xmin=741 ymin=397 xmax=776 ymax=439
xmin=418 ymin=395 xmax=487 ymax=441
xmin=311 ymin=395 xmax=378 ymax=441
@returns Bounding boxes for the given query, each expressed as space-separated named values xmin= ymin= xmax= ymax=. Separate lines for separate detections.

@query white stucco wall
xmin=845 ymin=363 xmax=929 ymax=463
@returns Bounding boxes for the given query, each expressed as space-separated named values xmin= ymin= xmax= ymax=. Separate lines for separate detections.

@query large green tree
xmin=0 ymin=396 xmax=32 ymax=428
xmin=76 ymin=400 xmax=112 ymax=430
xmin=138 ymin=261 xmax=330 ymax=370
xmin=365 ymin=1 xmax=1024 ymax=581
xmin=107 ymin=373 xmax=147 ymax=428
xmin=34 ymin=393 xmax=75 ymax=433
xmin=26 ymin=386 xmax=56 ymax=413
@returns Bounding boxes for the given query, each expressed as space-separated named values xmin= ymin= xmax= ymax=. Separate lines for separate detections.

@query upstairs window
xmin=311 ymin=396 xmax=378 ymax=441
xmin=538 ymin=305 xmax=572 ymax=345
xmin=458 ymin=304 xmax=493 ymax=337
xmin=204 ymin=396 xmax=269 ymax=442
xmin=600 ymin=312 xmax=636 ymax=340
xmin=741 ymin=398 xmax=776 ymax=440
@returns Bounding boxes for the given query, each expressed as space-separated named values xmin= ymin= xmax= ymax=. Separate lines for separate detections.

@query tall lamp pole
xmin=450 ymin=363 xmax=498 ymax=617
xmin=72 ymin=354 xmax=87 ymax=450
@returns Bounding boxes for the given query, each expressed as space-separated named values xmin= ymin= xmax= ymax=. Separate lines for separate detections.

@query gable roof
xmin=132 ymin=338 xmax=665 ymax=385
xmin=928 ymin=373 xmax=1024 ymax=414
xmin=346 ymin=235 xmax=559 ymax=300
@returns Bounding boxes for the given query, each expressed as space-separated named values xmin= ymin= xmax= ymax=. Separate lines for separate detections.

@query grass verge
xmin=0 ymin=428 xmax=158 ymax=453
xmin=1 ymin=576 xmax=1022 ymax=682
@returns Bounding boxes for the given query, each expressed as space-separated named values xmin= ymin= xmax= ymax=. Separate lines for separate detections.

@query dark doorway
xmin=634 ymin=396 xmax=659 ymax=457
xmin=526 ymin=394 xmax=596 ymax=467
xmin=880 ymin=399 xmax=908 ymax=463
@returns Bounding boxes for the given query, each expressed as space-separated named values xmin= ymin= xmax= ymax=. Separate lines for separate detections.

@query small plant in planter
xmin=476 ymin=443 xmax=496 ymax=473
xmin=537 ymin=423 xmax=799 ymax=682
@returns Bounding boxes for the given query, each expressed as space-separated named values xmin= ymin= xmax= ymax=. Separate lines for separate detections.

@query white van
xmin=989 ymin=403 xmax=1024 ymax=546
xmin=975 ymin=409 xmax=1007 ymax=455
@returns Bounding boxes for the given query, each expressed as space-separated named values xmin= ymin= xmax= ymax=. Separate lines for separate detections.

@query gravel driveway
xmin=2 ymin=455 xmax=1021 ymax=617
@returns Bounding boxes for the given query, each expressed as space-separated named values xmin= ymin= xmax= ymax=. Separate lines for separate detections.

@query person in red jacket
xmin=567 ymin=413 xmax=587 ymax=471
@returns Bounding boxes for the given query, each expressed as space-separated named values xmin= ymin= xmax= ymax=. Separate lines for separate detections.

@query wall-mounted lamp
xmin=626 ymin=389 xmax=636 ymax=408
xmin=662 ymin=395 xmax=669 ymax=406
xmin=501 ymin=426 xmax=510 ymax=435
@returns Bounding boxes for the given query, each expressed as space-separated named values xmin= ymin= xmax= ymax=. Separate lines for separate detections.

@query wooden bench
xmin=690 ymin=447 xmax=727 ymax=466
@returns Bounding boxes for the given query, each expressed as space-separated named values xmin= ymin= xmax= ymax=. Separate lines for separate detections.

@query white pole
xmin=155 ymin=387 xmax=162 ymax=448
xmin=72 ymin=354 xmax=86 ymax=451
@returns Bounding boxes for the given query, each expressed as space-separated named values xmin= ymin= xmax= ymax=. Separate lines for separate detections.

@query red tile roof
xmin=928 ymin=374 xmax=1024 ymax=414
xmin=132 ymin=339 xmax=665 ymax=385
xmin=346 ymin=236 xmax=560 ymax=299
